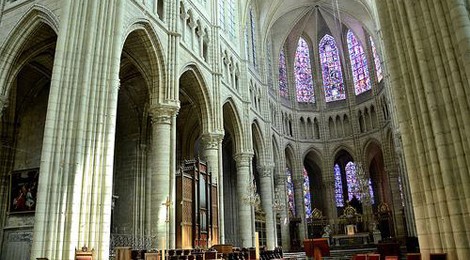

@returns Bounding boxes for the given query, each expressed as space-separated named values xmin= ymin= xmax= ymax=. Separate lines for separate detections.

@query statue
xmin=322 ymin=224 xmax=332 ymax=238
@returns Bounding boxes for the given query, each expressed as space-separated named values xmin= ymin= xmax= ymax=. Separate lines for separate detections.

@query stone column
xmin=258 ymin=164 xmax=276 ymax=249
xmin=30 ymin=1 xmax=124 ymax=259
xmin=375 ymin=1 xmax=470 ymax=258
xmin=293 ymin=168 xmax=306 ymax=242
xmin=200 ymin=132 xmax=224 ymax=244
xmin=234 ymin=152 xmax=254 ymax=247
xmin=148 ymin=104 xmax=178 ymax=247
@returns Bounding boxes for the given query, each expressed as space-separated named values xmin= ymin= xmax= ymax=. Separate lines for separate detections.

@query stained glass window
xmin=334 ymin=164 xmax=344 ymax=207
xmin=228 ymin=0 xmax=236 ymax=38
xmin=286 ymin=167 xmax=296 ymax=217
xmin=295 ymin=37 xmax=315 ymax=103
xmin=370 ymin=36 xmax=383 ymax=83
xmin=279 ymin=49 xmax=289 ymax=98
xmin=218 ymin=0 xmax=225 ymax=29
xmin=219 ymin=0 xmax=237 ymax=39
xmin=303 ymin=168 xmax=312 ymax=218
xmin=250 ymin=7 xmax=257 ymax=68
xmin=319 ymin=35 xmax=345 ymax=102
xmin=345 ymin=162 xmax=360 ymax=201
xmin=369 ymin=179 xmax=375 ymax=204
xmin=267 ymin=38 xmax=273 ymax=89
xmin=347 ymin=30 xmax=371 ymax=95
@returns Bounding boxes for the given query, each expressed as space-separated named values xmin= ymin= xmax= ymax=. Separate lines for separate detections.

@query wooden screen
xmin=176 ymin=159 xmax=218 ymax=249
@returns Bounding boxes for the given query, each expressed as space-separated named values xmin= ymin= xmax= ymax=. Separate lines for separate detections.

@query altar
xmin=332 ymin=232 xmax=369 ymax=246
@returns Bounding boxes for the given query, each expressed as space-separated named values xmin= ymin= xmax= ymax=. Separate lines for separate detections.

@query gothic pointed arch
xmin=0 ymin=5 xmax=59 ymax=97
xmin=0 ymin=9 xmax=58 ymax=259
xmin=222 ymin=98 xmax=244 ymax=154
xmin=294 ymin=36 xmax=315 ymax=103
xmin=319 ymin=34 xmax=345 ymax=102
xmin=112 ymin=28 xmax=156 ymax=237
xmin=346 ymin=29 xmax=371 ymax=95
xmin=251 ymin=120 xmax=265 ymax=160
xmin=122 ymin=20 xmax=166 ymax=101
xmin=333 ymin=149 xmax=355 ymax=209
xmin=364 ymin=139 xmax=387 ymax=205
xmin=221 ymin=98 xmax=244 ymax=245
xmin=179 ymin=64 xmax=212 ymax=134
xmin=302 ymin=148 xmax=324 ymax=218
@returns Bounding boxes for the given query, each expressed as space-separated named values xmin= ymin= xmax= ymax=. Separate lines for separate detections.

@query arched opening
xmin=284 ymin=146 xmax=300 ymax=250
xmin=333 ymin=150 xmax=355 ymax=215
xmin=303 ymin=150 xmax=326 ymax=238
xmin=251 ymin=121 xmax=266 ymax=247
xmin=112 ymin=29 xmax=155 ymax=246
xmin=365 ymin=142 xmax=395 ymax=238
xmin=0 ymin=22 xmax=57 ymax=260
xmin=175 ymin=66 xmax=212 ymax=248
xmin=222 ymin=100 xmax=242 ymax=245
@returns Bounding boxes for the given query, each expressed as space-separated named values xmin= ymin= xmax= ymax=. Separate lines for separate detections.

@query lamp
xmin=272 ymin=187 xmax=285 ymax=212
xmin=355 ymin=163 xmax=372 ymax=206
xmin=243 ymin=174 xmax=261 ymax=208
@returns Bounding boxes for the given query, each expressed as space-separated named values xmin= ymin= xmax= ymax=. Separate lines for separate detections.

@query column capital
xmin=257 ymin=164 xmax=274 ymax=178
xmin=201 ymin=132 xmax=224 ymax=150
xmin=233 ymin=152 xmax=253 ymax=168
xmin=149 ymin=103 xmax=179 ymax=125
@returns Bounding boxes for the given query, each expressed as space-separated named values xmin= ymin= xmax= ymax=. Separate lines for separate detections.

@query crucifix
xmin=162 ymin=196 xmax=172 ymax=223
xmin=161 ymin=196 xmax=171 ymax=260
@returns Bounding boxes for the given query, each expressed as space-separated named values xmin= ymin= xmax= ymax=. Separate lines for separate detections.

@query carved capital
xmin=149 ymin=104 xmax=179 ymax=125
xmin=233 ymin=152 xmax=253 ymax=168
xmin=257 ymin=164 xmax=274 ymax=178
xmin=201 ymin=132 xmax=224 ymax=150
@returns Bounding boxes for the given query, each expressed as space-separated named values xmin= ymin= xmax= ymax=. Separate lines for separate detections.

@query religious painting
xmin=9 ymin=168 xmax=39 ymax=213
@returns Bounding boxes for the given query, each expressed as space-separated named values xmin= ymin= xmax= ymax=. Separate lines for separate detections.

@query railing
xmin=109 ymin=233 xmax=155 ymax=259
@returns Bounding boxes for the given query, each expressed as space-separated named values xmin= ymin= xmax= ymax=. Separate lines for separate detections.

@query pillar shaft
xmin=201 ymin=133 xmax=224 ymax=244
xmin=258 ymin=165 xmax=276 ymax=249
xmin=29 ymin=1 xmax=124 ymax=259
xmin=375 ymin=0 xmax=470 ymax=258
xmin=149 ymin=105 xmax=178 ymax=246
xmin=234 ymin=152 xmax=254 ymax=247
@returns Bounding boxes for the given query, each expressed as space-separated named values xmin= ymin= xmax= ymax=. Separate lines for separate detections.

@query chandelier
xmin=243 ymin=174 xmax=261 ymax=208
xmin=355 ymin=162 xmax=372 ymax=206
xmin=272 ymin=187 xmax=285 ymax=212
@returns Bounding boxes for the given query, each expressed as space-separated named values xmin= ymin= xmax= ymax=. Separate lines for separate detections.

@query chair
xmin=353 ymin=254 xmax=367 ymax=260
xmin=75 ymin=246 xmax=94 ymax=260
xmin=144 ymin=251 xmax=159 ymax=260
xmin=367 ymin=253 xmax=380 ymax=260
xmin=430 ymin=253 xmax=447 ymax=260
xmin=406 ymin=253 xmax=421 ymax=260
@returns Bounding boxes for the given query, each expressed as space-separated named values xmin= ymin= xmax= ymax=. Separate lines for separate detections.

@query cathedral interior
xmin=0 ymin=0 xmax=469 ymax=260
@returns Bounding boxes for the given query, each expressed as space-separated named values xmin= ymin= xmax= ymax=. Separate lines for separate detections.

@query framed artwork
xmin=9 ymin=168 xmax=39 ymax=214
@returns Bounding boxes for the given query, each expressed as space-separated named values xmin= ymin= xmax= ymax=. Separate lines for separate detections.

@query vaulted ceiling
xmin=245 ymin=0 xmax=377 ymax=53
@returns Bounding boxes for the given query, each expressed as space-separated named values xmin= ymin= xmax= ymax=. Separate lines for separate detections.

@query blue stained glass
xmin=369 ymin=179 xmax=375 ymax=204
xmin=334 ymin=164 xmax=344 ymax=207
xmin=347 ymin=30 xmax=371 ymax=95
xmin=267 ymin=39 xmax=273 ymax=89
xmin=218 ymin=0 xmax=225 ymax=29
xmin=279 ymin=49 xmax=289 ymax=98
xmin=346 ymin=162 xmax=360 ymax=201
xmin=228 ymin=0 xmax=236 ymax=38
xmin=369 ymin=36 xmax=383 ymax=83
xmin=303 ymin=168 xmax=312 ymax=218
xmin=286 ymin=167 xmax=296 ymax=217
xmin=295 ymin=37 xmax=315 ymax=103
xmin=250 ymin=8 xmax=257 ymax=68
xmin=319 ymin=35 xmax=345 ymax=102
